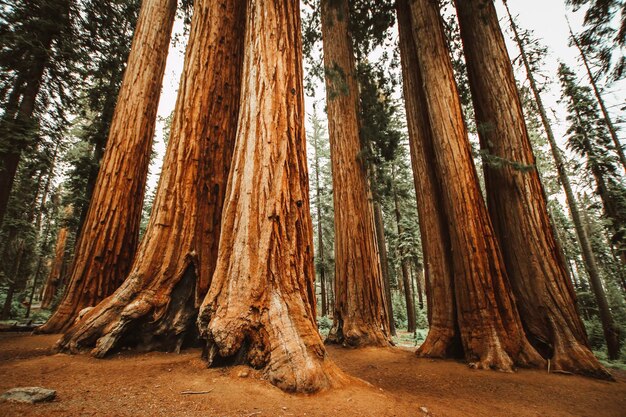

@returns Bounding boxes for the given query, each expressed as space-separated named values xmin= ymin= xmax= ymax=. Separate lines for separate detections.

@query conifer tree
xmin=559 ymin=62 xmax=623 ymax=359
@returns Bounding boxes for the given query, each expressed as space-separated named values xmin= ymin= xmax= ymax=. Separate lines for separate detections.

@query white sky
xmin=147 ymin=1 xmax=625 ymax=193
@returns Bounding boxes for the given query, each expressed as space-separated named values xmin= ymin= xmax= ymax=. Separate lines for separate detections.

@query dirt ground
xmin=0 ymin=333 xmax=624 ymax=416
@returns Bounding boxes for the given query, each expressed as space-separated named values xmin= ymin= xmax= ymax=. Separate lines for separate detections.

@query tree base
xmin=549 ymin=329 xmax=614 ymax=380
xmin=464 ymin=328 xmax=546 ymax=372
xmin=416 ymin=326 xmax=463 ymax=358
xmin=199 ymin=299 xmax=350 ymax=393
xmin=56 ymin=265 xmax=198 ymax=358
xmin=325 ymin=318 xmax=392 ymax=348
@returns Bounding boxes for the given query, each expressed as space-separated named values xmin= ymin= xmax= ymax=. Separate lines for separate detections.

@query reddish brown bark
xmin=321 ymin=0 xmax=391 ymax=347
xmin=407 ymin=0 xmax=544 ymax=370
xmin=456 ymin=0 xmax=609 ymax=378
xmin=41 ymin=227 xmax=69 ymax=309
xmin=37 ymin=0 xmax=177 ymax=334
xmin=56 ymin=0 xmax=244 ymax=355
xmin=197 ymin=0 xmax=347 ymax=393
xmin=396 ymin=0 xmax=461 ymax=358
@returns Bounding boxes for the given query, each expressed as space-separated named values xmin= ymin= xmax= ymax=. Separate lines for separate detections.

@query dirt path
xmin=0 ymin=333 xmax=624 ymax=416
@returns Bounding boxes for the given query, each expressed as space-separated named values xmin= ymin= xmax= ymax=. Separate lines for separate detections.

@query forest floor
xmin=0 ymin=332 xmax=625 ymax=417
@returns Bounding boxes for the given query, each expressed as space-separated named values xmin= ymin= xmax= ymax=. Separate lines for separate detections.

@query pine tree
xmin=559 ymin=62 xmax=623 ymax=359
xmin=0 ymin=0 xmax=75 ymax=227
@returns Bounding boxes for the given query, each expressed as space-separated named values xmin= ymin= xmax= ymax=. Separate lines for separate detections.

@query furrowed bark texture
xmin=396 ymin=0 xmax=461 ymax=358
xmin=56 ymin=0 xmax=244 ymax=355
xmin=38 ymin=0 xmax=177 ymax=333
xmin=321 ymin=0 xmax=391 ymax=347
xmin=456 ymin=0 xmax=608 ymax=378
xmin=197 ymin=0 xmax=347 ymax=393
xmin=41 ymin=227 xmax=69 ymax=309
xmin=408 ymin=0 xmax=543 ymax=370
xmin=504 ymin=1 xmax=616 ymax=372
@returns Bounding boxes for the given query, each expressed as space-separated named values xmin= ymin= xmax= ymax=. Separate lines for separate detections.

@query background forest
xmin=0 ymin=0 xmax=625 ymax=372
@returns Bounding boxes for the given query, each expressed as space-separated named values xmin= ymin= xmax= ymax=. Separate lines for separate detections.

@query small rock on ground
xmin=1 ymin=387 xmax=56 ymax=404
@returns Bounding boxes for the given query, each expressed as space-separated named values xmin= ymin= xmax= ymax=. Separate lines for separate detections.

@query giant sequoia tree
xmin=37 ymin=0 xmax=178 ymax=333
xmin=57 ymin=0 xmax=244 ymax=354
xmin=197 ymin=0 xmax=346 ymax=392
xmin=320 ymin=0 xmax=391 ymax=347
xmin=455 ymin=0 xmax=608 ymax=378
xmin=395 ymin=0 xmax=460 ymax=358
xmin=406 ymin=0 xmax=543 ymax=370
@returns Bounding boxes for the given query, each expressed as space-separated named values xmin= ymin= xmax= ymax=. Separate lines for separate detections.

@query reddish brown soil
xmin=0 ymin=333 xmax=624 ymax=416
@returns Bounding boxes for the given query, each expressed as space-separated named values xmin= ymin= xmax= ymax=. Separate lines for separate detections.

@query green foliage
xmin=566 ymin=0 xmax=626 ymax=80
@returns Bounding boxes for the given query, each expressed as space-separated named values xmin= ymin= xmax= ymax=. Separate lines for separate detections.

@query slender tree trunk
xmin=373 ymin=198 xmax=396 ymax=336
xmin=41 ymin=227 xmax=68 ymax=309
xmin=313 ymin=127 xmax=327 ymax=317
xmin=568 ymin=24 xmax=626 ymax=172
xmin=413 ymin=262 xmax=424 ymax=310
xmin=25 ymin=214 xmax=53 ymax=318
xmin=408 ymin=0 xmax=543 ymax=370
xmin=456 ymin=0 xmax=609 ymax=378
xmin=321 ymin=0 xmax=391 ymax=347
xmin=38 ymin=0 xmax=178 ymax=333
xmin=504 ymin=1 xmax=620 ymax=363
xmin=396 ymin=0 xmax=461 ymax=358
xmin=392 ymin=178 xmax=416 ymax=333
xmin=1 ymin=240 xmax=26 ymax=320
xmin=57 ymin=0 xmax=244 ymax=353
xmin=197 ymin=0 xmax=347 ymax=393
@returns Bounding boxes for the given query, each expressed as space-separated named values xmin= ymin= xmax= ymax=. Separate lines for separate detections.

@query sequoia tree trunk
xmin=395 ymin=0 xmax=461 ymax=358
xmin=57 ymin=0 xmax=244 ymax=355
xmin=197 ymin=0 xmax=347 ymax=393
xmin=408 ymin=0 xmax=544 ymax=370
xmin=41 ymin=227 xmax=69 ymax=309
xmin=456 ymin=0 xmax=609 ymax=378
xmin=321 ymin=0 xmax=391 ymax=347
xmin=37 ymin=0 xmax=177 ymax=333
xmin=504 ymin=1 xmax=619 ymax=367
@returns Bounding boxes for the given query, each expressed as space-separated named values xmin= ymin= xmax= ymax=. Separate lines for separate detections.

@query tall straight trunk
xmin=413 ymin=262 xmax=424 ymax=310
xmin=408 ymin=0 xmax=543 ymax=370
xmin=312 ymin=128 xmax=327 ymax=317
xmin=373 ymin=198 xmax=396 ymax=336
xmin=504 ymin=1 xmax=619 ymax=364
xmin=41 ymin=227 xmax=69 ymax=309
xmin=456 ymin=0 xmax=609 ymax=378
xmin=58 ymin=0 xmax=244 ymax=354
xmin=38 ymin=0 xmax=178 ymax=333
xmin=1 ymin=239 xmax=26 ymax=320
xmin=321 ymin=0 xmax=391 ymax=347
xmin=197 ymin=0 xmax=347 ymax=393
xmin=392 ymin=176 xmax=416 ymax=333
xmin=568 ymin=24 xmax=626 ymax=172
xmin=26 ymin=214 xmax=53 ymax=318
xmin=572 ymin=111 xmax=622 ymax=361
xmin=396 ymin=0 xmax=460 ymax=358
